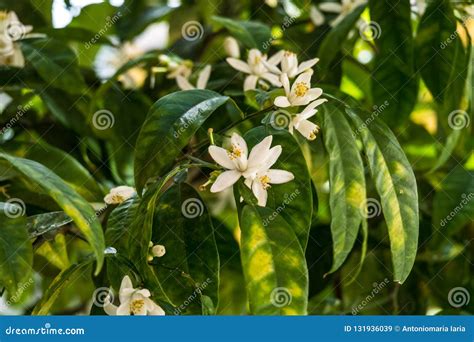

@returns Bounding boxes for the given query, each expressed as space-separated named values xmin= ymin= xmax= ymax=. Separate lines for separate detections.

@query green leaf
xmin=1 ymin=140 xmax=103 ymax=202
xmin=346 ymin=108 xmax=419 ymax=283
xmin=0 ymin=154 xmax=105 ymax=273
xmin=27 ymin=211 xmax=71 ymax=238
xmin=151 ymin=183 xmax=219 ymax=314
xmin=369 ymin=0 xmax=418 ymax=125
xmin=428 ymin=129 xmax=462 ymax=173
xmin=32 ymin=258 xmax=93 ymax=315
xmin=212 ymin=16 xmax=272 ymax=50
xmin=0 ymin=207 xmax=33 ymax=296
xmin=415 ymin=0 xmax=469 ymax=113
xmin=320 ymin=104 xmax=366 ymax=273
xmin=105 ymin=195 xmax=140 ymax=255
xmin=243 ymin=127 xmax=313 ymax=249
xmin=317 ymin=4 xmax=366 ymax=78
xmin=21 ymin=38 xmax=87 ymax=95
xmin=432 ymin=166 xmax=474 ymax=236
xmin=239 ymin=205 xmax=308 ymax=314
xmin=134 ymin=90 xmax=228 ymax=193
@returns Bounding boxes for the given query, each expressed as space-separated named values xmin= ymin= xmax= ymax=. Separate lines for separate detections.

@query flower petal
xmin=146 ymin=298 xmax=166 ymax=315
xmin=231 ymin=132 xmax=248 ymax=157
xmin=208 ymin=146 xmax=235 ymax=169
xmin=305 ymin=88 xmax=324 ymax=102
xmin=103 ymin=297 xmax=118 ymax=316
xmin=210 ymin=170 xmax=242 ymax=192
xmin=244 ymin=75 xmax=259 ymax=91
xmin=226 ymin=58 xmax=251 ymax=73
xmin=319 ymin=2 xmax=343 ymax=12
xmin=247 ymin=136 xmax=273 ymax=170
xmin=263 ymin=145 xmax=282 ymax=169
xmin=197 ymin=65 xmax=211 ymax=89
xmin=252 ymin=180 xmax=268 ymax=207
xmin=310 ymin=6 xmax=325 ymax=26
xmin=274 ymin=96 xmax=291 ymax=108
xmin=267 ymin=50 xmax=285 ymax=65
xmin=280 ymin=73 xmax=291 ymax=95
xmin=261 ymin=72 xmax=282 ymax=87
xmin=296 ymin=58 xmax=319 ymax=74
xmin=267 ymin=169 xmax=295 ymax=184
xmin=296 ymin=119 xmax=320 ymax=140
xmin=176 ymin=75 xmax=194 ymax=90
xmin=116 ymin=301 xmax=131 ymax=315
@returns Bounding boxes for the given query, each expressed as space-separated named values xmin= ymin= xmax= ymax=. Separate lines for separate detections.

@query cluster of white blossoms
xmin=208 ymin=133 xmax=294 ymax=207
xmin=225 ymin=43 xmax=326 ymax=141
xmin=0 ymin=11 xmax=32 ymax=67
xmin=104 ymin=276 xmax=165 ymax=316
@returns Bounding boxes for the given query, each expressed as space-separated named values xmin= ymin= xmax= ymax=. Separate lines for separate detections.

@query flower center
xmin=130 ymin=299 xmax=145 ymax=315
xmin=309 ymin=126 xmax=320 ymax=141
xmin=259 ymin=175 xmax=271 ymax=190
xmin=284 ymin=51 xmax=295 ymax=57
xmin=111 ymin=194 xmax=125 ymax=203
xmin=227 ymin=144 xmax=242 ymax=160
xmin=294 ymin=82 xmax=309 ymax=97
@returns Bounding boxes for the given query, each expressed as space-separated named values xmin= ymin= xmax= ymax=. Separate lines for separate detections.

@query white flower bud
xmin=151 ymin=244 xmax=166 ymax=258
xmin=224 ymin=36 xmax=240 ymax=59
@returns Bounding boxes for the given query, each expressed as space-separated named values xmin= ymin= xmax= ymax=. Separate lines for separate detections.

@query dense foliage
xmin=0 ymin=0 xmax=472 ymax=315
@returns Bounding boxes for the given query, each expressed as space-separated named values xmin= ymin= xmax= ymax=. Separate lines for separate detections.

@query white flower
xmin=223 ymin=36 xmax=240 ymax=58
xmin=274 ymin=71 xmax=323 ymax=108
xmin=104 ymin=186 xmax=136 ymax=205
xmin=310 ymin=5 xmax=325 ymax=26
xmin=103 ymin=276 xmax=165 ymax=316
xmin=94 ymin=23 xmax=169 ymax=89
xmin=0 ymin=11 xmax=33 ymax=68
xmin=208 ymin=133 xmax=294 ymax=207
xmin=226 ymin=49 xmax=282 ymax=91
xmin=410 ymin=0 xmax=426 ymax=15
xmin=151 ymin=244 xmax=166 ymax=258
xmin=311 ymin=0 xmax=367 ymax=27
xmin=266 ymin=50 xmax=319 ymax=78
xmin=289 ymin=99 xmax=327 ymax=140
xmin=176 ymin=65 xmax=211 ymax=90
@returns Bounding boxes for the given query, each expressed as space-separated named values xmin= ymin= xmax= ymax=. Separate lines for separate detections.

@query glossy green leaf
xmin=320 ymin=104 xmax=366 ymax=273
xmin=134 ymin=90 xmax=229 ymax=193
xmin=21 ymin=38 xmax=87 ymax=95
xmin=0 ymin=154 xmax=105 ymax=273
xmin=370 ymin=0 xmax=418 ymax=125
xmin=243 ymin=127 xmax=313 ymax=249
xmin=239 ymin=205 xmax=308 ymax=315
xmin=317 ymin=4 xmax=366 ymax=78
xmin=32 ymin=258 xmax=93 ymax=315
xmin=212 ymin=16 xmax=272 ymax=50
xmin=151 ymin=183 xmax=219 ymax=314
xmin=432 ymin=166 xmax=474 ymax=236
xmin=1 ymin=140 xmax=103 ymax=202
xmin=346 ymin=108 xmax=419 ymax=283
xmin=0 ymin=207 xmax=33 ymax=296
xmin=415 ymin=0 xmax=469 ymax=113
xmin=27 ymin=211 xmax=71 ymax=238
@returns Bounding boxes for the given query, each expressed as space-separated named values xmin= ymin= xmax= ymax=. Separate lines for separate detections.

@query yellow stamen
xmin=130 ymin=299 xmax=145 ymax=315
xmin=309 ymin=126 xmax=320 ymax=141
xmin=260 ymin=175 xmax=271 ymax=190
xmin=294 ymin=82 xmax=309 ymax=97
xmin=227 ymin=144 xmax=242 ymax=160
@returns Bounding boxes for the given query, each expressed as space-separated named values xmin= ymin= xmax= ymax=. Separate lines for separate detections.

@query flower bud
xmin=151 ymin=244 xmax=166 ymax=258
xmin=224 ymin=36 xmax=240 ymax=58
